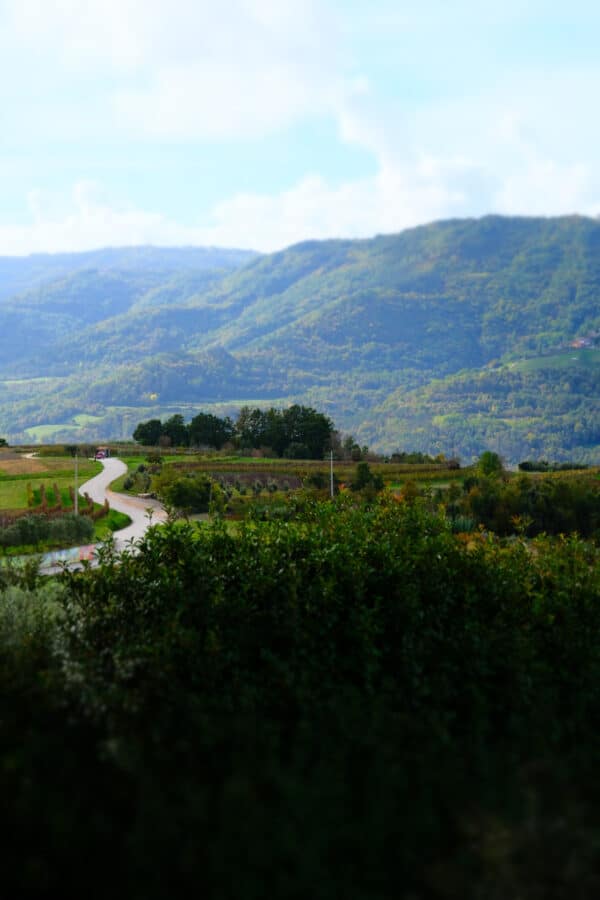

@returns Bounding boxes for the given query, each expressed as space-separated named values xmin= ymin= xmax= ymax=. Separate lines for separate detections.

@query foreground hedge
xmin=3 ymin=498 xmax=600 ymax=897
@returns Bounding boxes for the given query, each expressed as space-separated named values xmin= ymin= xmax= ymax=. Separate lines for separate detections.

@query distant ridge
xmin=0 ymin=215 xmax=599 ymax=461
xmin=0 ymin=245 xmax=259 ymax=301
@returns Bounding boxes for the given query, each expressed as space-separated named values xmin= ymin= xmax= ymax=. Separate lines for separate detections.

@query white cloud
xmin=2 ymin=1 xmax=600 ymax=252
xmin=2 ymin=0 xmax=151 ymax=69
xmin=0 ymin=182 xmax=182 ymax=255
xmin=113 ymin=59 xmax=329 ymax=141
xmin=2 ymin=129 xmax=600 ymax=258
xmin=0 ymin=171 xmax=433 ymax=256
xmin=110 ymin=0 xmax=341 ymax=140
xmin=1 ymin=0 xmax=341 ymax=139
xmin=495 ymin=159 xmax=592 ymax=217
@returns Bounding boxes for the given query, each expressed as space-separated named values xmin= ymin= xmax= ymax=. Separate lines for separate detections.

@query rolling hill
xmin=1 ymin=217 xmax=600 ymax=461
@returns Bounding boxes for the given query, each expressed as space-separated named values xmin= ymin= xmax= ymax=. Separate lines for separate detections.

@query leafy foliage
xmin=153 ymin=467 xmax=213 ymax=513
xmin=439 ymin=469 xmax=600 ymax=537
xmin=3 ymin=500 xmax=600 ymax=893
xmin=0 ymin=512 xmax=94 ymax=548
xmin=133 ymin=405 xmax=334 ymax=458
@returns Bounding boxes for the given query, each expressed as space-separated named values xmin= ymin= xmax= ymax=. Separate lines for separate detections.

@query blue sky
xmin=1 ymin=0 xmax=599 ymax=254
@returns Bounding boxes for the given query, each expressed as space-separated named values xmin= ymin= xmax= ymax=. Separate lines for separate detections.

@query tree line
xmin=133 ymin=405 xmax=335 ymax=459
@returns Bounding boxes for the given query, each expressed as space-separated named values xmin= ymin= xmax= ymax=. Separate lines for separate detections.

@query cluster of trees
xmin=439 ymin=454 xmax=600 ymax=537
xmin=4 ymin=500 xmax=600 ymax=893
xmin=390 ymin=449 xmax=446 ymax=464
xmin=153 ymin=467 xmax=213 ymax=514
xmin=133 ymin=412 xmax=234 ymax=450
xmin=133 ymin=405 xmax=335 ymax=459
xmin=518 ymin=459 xmax=588 ymax=472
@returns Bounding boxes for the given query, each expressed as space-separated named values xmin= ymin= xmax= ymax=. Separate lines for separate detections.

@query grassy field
xmin=0 ymin=452 xmax=131 ymax=554
xmin=511 ymin=348 xmax=600 ymax=373
xmin=24 ymin=423 xmax=83 ymax=441
xmin=73 ymin=413 xmax=107 ymax=426
xmin=0 ymin=454 xmax=101 ymax=511
xmin=93 ymin=508 xmax=131 ymax=540
xmin=0 ymin=456 xmax=99 ymax=477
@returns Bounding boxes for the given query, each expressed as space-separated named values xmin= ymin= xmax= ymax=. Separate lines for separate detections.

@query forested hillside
xmin=1 ymin=216 xmax=600 ymax=460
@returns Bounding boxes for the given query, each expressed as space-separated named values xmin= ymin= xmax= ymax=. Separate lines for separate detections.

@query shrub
xmin=5 ymin=498 xmax=600 ymax=895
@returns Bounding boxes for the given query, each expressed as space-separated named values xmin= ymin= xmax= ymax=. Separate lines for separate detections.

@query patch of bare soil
xmin=0 ymin=450 xmax=51 ymax=474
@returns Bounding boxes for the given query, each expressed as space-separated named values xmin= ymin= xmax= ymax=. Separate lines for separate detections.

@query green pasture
xmin=109 ymin=458 xmax=146 ymax=493
xmin=93 ymin=508 xmax=131 ymax=540
xmin=0 ymin=480 xmax=33 ymax=509
xmin=25 ymin=424 xmax=81 ymax=441
xmin=0 ymin=458 xmax=100 ymax=478
xmin=511 ymin=348 xmax=600 ymax=373
xmin=0 ymin=458 xmax=101 ymax=512
xmin=73 ymin=413 xmax=106 ymax=426
xmin=0 ymin=451 xmax=131 ymax=552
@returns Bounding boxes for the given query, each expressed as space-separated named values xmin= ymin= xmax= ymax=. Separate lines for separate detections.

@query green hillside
xmin=1 ymin=217 xmax=600 ymax=460
xmin=0 ymin=245 xmax=257 ymax=302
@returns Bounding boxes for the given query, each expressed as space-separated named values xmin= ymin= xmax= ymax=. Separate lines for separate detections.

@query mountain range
xmin=1 ymin=216 xmax=600 ymax=461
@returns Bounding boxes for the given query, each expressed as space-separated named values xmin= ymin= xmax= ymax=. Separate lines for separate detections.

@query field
xmin=0 ymin=455 xmax=98 ymax=477
xmin=24 ymin=423 xmax=83 ymax=441
xmin=167 ymin=456 xmax=465 ymax=483
xmin=511 ymin=347 xmax=600 ymax=372
xmin=0 ymin=452 xmax=101 ymax=511
xmin=0 ymin=451 xmax=132 ymax=554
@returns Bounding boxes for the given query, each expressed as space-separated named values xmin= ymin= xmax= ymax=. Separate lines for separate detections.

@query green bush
xmin=4 ymin=498 xmax=600 ymax=895
xmin=155 ymin=471 xmax=212 ymax=513
xmin=0 ymin=513 xmax=94 ymax=549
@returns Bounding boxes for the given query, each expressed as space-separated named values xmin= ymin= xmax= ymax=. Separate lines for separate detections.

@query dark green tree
xmin=133 ymin=419 xmax=163 ymax=446
xmin=158 ymin=473 xmax=212 ymax=514
xmin=189 ymin=412 xmax=234 ymax=450
xmin=161 ymin=414 xmax=189 ymax=448
xmin=235 ymin=405 xmax=334 ymax=457
xmin=477 ymin=450 xmax=505 ymax=478
xmin=235 ymin=407 xmax=268 ymax=448
xmin=350 ymin=461 xmax=384 ymax=492
xmin=282 ymin=405 xmax=334 ymax=459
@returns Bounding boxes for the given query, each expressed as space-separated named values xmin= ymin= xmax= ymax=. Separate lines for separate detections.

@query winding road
xmin=81 ymin=457 xmax=167 ymax=552
xmin=36 ymin=457 xmax=167 ymax=571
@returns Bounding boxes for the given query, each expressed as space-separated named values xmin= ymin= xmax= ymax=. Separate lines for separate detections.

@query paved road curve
xmin=81 ymin=457 xmax=167 ymax=552
xmin=29 ymin=457 xmax=168 ymax=572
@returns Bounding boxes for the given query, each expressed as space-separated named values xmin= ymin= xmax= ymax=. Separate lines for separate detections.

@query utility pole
xmin=330 ymin=449 xmax=334 ymax=499
xmin=74 ymin=447 xmax=79 ymax=515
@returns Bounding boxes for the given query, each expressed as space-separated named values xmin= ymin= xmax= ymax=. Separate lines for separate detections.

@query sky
xmin=1 ymin=0 xmax=600 ymax=254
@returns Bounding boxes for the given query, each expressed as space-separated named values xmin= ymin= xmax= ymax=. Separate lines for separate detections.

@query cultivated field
xmin=0 ymin=451 xmax=101 ymax=511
